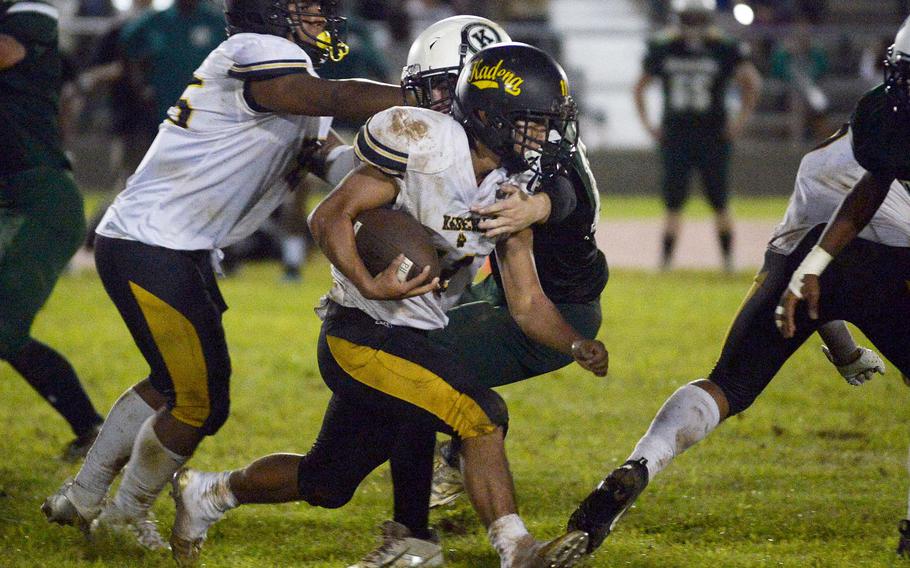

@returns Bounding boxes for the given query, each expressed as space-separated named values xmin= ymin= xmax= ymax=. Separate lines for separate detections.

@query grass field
xmin=1 ymin=197 xmax=907 ymax=567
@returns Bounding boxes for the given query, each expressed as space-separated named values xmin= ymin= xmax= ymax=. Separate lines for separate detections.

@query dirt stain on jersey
xmin=390 ymin=109 xmax=428 ymax=141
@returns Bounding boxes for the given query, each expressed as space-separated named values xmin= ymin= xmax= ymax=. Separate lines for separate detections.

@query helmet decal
xmin=469 ymin=58 xmax=524 ymax=96
xmin=462 ymin=23 xmax=503 ymax=53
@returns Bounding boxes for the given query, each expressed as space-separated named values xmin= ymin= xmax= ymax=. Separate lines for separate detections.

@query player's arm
xmin=633 ymin=72 xmax=661 ymax=141
xmin=777 ymin=170 xmax=893 ymax=337
xmin=307 ymin=163 xmax=438 ymax=300
xmin=727 ymin=61 xmax=762 ymax=140
xmin=249 ymin=73 xmax=403 ymax=122
xmin=0 ymin=33 xmax=26 ymax=69
xmin=474 ymin=175 xmax=577 ymax=237
xmin=300 ymin=129 xmax=360 ymax=187
xmin=496 ymin=229 xmax=608 ymax=376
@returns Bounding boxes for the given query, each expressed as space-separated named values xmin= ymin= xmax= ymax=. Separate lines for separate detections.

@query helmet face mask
xmin=402 ymin=66 xmax=459 ymax=111
xmin=224 ymin=0 xmax=348 ymax=66
xmin=402 ymin=16 xmax=510 ymax=113
xmin=452 ymin=43 xmax=578 ymax=179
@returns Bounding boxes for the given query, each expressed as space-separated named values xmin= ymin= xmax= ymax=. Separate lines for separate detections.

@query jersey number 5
xmin=167 ymin=76 xmax=204 ymax=129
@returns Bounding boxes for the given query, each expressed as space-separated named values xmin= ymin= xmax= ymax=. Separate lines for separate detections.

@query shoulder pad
xmin=226 ymin=33 xmax=312 ymax=79
xmin=354 ymin=107 xmax=458 ymax=176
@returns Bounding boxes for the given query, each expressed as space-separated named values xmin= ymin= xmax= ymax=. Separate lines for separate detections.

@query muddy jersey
xmin=97 ymin=33 xmax=331 ymax=250
xmin=323 ymin=107 xmax=502 ymax=330
xmin=769 ymin=125 xmax=910 ymax=255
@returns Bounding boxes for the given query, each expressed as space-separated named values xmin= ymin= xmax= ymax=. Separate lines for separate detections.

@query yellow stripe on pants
xmin=327 ymin=335 xmax=497 ymax=439
xmin=130 ymin=281 xmax=210 ymax=427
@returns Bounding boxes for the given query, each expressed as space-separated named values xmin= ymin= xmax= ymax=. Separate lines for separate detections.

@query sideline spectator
xmin=120 ymin=0 xmax=224 ymax=123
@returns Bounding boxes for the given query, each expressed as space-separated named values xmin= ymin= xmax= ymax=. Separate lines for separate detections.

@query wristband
xmin=787 ymin=245 xmax=833 ymax=298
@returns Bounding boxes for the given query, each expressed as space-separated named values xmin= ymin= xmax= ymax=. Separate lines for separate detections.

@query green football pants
xmin=0 ymin=167 xmax=85 ymax=357
xmin=430 ymin=276 xmax=602 ymax=390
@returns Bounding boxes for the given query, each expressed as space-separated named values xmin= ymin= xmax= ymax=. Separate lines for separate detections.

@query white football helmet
xmin=402 ymin=15 xmax=510 ymax=111
xmin=672 ymin=0 xmax=715 ymax=33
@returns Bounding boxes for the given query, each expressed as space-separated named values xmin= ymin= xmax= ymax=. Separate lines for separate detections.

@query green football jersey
xmin=850 ymin=84 xmax=910 ymax=184
xmin=643 ymin=29 xmax=748 ymax=132
xmin=0 ymin=0 xmax=69 ymax=175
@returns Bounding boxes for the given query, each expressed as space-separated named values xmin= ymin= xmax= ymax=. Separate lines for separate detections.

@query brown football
xmin=354 ymin=208 xmax=441 ymax=282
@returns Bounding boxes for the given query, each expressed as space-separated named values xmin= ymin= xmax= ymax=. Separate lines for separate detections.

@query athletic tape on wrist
xmin=787 ymin=245 xmax=833 ymax=298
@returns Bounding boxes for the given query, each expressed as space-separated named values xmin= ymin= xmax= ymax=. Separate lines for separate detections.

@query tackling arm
xmin=249 ymin=73 xmax=404 ymax=121
xmin=496 ymin=229 xmax=608 ymax=376
xmin=0 ymin=34 xmax=26 ymax=69
xmin=307 ymin=163 xmax=437 ymax=300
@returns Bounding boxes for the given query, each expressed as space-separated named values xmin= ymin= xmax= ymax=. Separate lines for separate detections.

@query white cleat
xmin=41 ymin=479 xmax=99 ymax=536
xmin=91 ymin=501 xmax=170 ymax=551
xmin=349 ymin=520 xmax=444 ymax=567
xmin=170 ymin=468 xmax=227 ymax=567
xmin=511 ymin=531 xmax=589 ymax=568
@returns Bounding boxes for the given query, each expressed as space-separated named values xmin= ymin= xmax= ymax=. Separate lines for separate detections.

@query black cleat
xmin=898 ymin=519 xmax=910 ymax=557
xmin=566 ymin=458 xmax=649 ymax=554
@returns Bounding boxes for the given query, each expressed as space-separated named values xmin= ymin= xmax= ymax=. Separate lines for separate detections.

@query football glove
xmin=822 ymin=345 xmax=885 ymax=386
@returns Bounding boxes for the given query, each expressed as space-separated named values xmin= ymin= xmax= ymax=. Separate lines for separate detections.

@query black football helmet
xmin=885 ymin=17 xmax=910 ymax=113
xmin=224 ymin=0 xmax=348 ymax=66
xmin=452 ymin=42 xmax=577 ymax=178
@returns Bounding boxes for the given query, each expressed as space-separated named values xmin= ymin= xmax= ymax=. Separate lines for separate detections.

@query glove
xmin=822 ymin=345 xmax=885 ymax=386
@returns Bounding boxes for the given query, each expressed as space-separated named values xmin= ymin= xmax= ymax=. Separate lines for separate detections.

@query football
xmin=354 ymin=208 xmax=441 ymax=282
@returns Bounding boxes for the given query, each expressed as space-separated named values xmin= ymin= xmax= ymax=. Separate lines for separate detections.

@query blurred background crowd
xmin=52 ymin=0 xmax=908 ymax=197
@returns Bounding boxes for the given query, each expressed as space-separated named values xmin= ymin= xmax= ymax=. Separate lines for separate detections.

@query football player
xmin=167 ymin=43 xmax=607 ymax=568
xmin=633 ymin=0 xmax=761 ymax=271
xmin=778 ymin=17 xmax=910 ymax=555
xmin=0 ymin=0 xmax=104 ymax=459
xmin=566 ymin=43 xmax=910 ymax=551
xmin=42 ymin=0 xmax=415 ymax=550
xmin=396 ymin=15 xmax=609 ymax=509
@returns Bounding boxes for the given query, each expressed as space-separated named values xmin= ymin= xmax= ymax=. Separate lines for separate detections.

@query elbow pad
xmin=539 ymin=175 xmax=577 ymax=224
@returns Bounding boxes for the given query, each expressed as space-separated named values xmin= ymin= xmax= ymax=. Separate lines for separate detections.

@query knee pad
xmin=297 ymin=456 xmax=358 ymax=509
xmin=301 ymin=486 xmax=355 ymax=509
xmin=473 ymin=388 xmax=509 ymax=429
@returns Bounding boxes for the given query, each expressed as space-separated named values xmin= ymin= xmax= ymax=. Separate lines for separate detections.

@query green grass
xmin=599 ymin=195 xmax=790 ymax=219
xmin=0 ymin=256 xmax=905 ymax=566
xmin=81 ymin=191 xmax=791 ymax=222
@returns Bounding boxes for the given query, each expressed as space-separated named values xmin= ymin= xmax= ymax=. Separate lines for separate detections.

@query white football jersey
xmin=97 ymin=33 xmax=332 ymax=250
xmin=322 ymin=106 xmax=503 ymax=330
xmin=769 ymin=127 xmax=910 ymax=255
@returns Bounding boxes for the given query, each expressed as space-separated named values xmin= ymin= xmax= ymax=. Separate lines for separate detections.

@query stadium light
xmin=733 ymin=3 xmax=755 ymax=25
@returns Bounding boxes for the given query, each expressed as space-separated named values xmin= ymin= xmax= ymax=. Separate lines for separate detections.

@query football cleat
xmin=898 ymin=519 xmax=910 ymax=557
xmin=62 ymin=423 xmax=102 ymax=462
xmin=92 ymin=501 xmax=169 ymax=551
xmin=41 ymin=479 xmax=99 ymax=536
xmin=429 ymin=442 xmax=464 ymax=509
xmin=348 ymin=520 xmax=443 ymax=567
xmin=170 ymin=468 xmax=228 ymax=566
xmin=566 ymin=458 xmax=649 ymax=554
xmin=511 ymin=530 xmax=588 ymax=568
